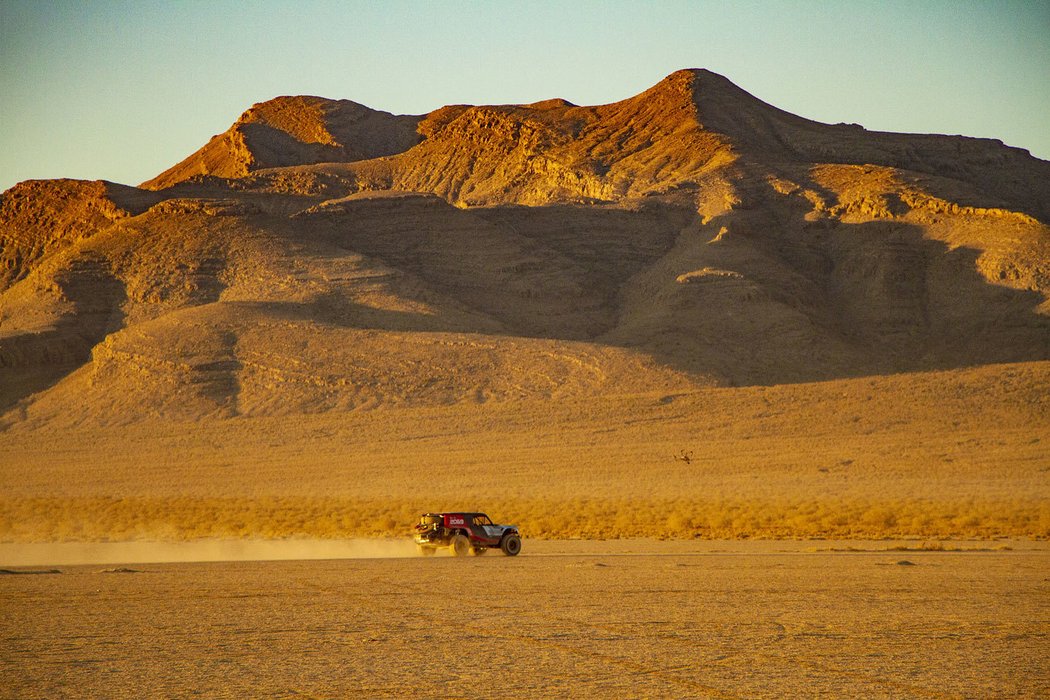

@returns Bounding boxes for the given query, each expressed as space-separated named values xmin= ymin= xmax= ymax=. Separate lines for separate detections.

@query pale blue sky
xmin=1 ymin=0 xmax=1047 ymax=192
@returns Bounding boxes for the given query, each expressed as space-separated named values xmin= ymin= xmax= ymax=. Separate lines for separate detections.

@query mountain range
xmin=2 ymin=68 xmax=1048 ymax=427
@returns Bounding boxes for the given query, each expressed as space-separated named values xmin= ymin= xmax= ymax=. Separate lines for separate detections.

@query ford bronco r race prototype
xmin=413 ymin=513 xmax=522 ymax=556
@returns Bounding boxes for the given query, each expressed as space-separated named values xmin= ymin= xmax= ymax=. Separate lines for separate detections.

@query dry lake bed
xmin=2 ymin=539 xmax=1047 ymax=698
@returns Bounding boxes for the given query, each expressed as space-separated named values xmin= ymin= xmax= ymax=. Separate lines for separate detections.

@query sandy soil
xmin=2 ymin=539 xmax=1047 ymax=698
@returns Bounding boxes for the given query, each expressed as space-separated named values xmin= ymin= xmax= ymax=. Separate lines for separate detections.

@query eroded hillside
xmin=1 ymin=69 xmax=1048 ymax=426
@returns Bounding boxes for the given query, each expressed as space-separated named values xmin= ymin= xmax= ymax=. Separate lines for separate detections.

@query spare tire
xmin=500 ymin=534 xmax=522 ymax=556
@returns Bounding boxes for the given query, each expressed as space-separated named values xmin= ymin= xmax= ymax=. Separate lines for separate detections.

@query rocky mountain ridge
xmin=1 ymin=69 xmax=1047 ymax=426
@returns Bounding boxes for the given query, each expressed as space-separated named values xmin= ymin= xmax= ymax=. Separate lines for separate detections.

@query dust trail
xmin=0 ymin=538 xmax=418 ymax=567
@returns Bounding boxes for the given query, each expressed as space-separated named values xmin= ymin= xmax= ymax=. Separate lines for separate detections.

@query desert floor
xmin=1 ymin=539 xmax=1047 ymax=699
xmin=2 ymin=363 xmax=1049 ymax=542
xmin=1 ymin=363 xmax=1047 ymax=696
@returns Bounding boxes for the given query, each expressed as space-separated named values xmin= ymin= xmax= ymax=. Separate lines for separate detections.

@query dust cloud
xmin=0 ymin=538 xmax=418 ymax=567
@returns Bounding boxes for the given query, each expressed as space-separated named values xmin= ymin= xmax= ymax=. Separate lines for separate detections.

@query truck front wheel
xmin=500 ymin=534 xmax=521 ymax=556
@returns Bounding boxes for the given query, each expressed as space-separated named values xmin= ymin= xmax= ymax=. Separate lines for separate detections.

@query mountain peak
xmin=141 ymin=96 xmax=421 ymax=190
xmin=235 ymin=95 xmax=384 ymax=146
xmin=653 ymin=68 xmax=743 ymax=96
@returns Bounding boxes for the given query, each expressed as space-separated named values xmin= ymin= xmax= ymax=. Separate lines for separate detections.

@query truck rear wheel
xmin=500 ymin=534 xmax=521 ymax=556
xmin=449 ymin=534 xmax=470 ymax=557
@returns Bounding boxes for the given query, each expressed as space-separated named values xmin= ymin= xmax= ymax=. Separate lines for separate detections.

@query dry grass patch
xmin=1 ymin=495 xmax=1046 ymax=543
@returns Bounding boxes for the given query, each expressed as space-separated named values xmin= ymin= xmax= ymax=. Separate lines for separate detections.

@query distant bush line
xmin=1 ymin=496 xmax=1046 ymax=542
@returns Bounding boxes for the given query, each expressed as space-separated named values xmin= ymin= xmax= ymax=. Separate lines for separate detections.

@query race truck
xmin=413 ymin=512 xmax=522 ymax=557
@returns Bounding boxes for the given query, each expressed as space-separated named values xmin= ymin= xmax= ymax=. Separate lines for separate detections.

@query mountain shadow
xmin=607 ymin=210 xmax=1050 ymax=386
xmin=0 ymin=255 xmax=127 ymax=414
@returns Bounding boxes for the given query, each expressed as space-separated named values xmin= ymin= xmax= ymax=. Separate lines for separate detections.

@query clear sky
xmin=1 ymin=0 xmax=1048 ymax=192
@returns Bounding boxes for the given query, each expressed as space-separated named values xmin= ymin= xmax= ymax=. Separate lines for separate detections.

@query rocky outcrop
xmin=0 ymin=179 xmax=160 ymax=291
xmin=141 ymin=96 xmax=421 ymax=190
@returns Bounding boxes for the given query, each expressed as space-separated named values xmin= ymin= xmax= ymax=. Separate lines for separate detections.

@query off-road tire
xmin=418 ymin=545 xmax=436 ymax=557
xmin=500 ymin=534 xmax=522 ymax=556
xmin=449 ymin=534 xmax=470 ymax=557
